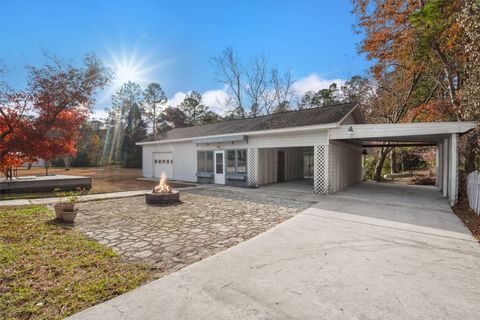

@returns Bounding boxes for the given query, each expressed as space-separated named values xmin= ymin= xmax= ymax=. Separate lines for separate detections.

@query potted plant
xmin=53 ymin=188 xmax=82 ymax=222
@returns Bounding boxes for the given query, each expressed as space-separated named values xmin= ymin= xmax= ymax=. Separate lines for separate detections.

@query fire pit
xmin=145 ymin=174 xmax=180 ymax=205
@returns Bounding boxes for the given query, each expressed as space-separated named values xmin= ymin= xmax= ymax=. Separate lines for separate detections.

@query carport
xmin=327 ymin=121 xmax=476 ymax=205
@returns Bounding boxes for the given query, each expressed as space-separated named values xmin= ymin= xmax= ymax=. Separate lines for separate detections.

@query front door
xmin=277 ymin=150 xmax=285 ymax=182
xmin=214 ymin=150 xmax=225 ymax=184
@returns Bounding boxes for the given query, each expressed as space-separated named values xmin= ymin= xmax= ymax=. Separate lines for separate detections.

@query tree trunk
xmin=464 ymin=130 xmax=478 ymax=174
xmin=153 ymin=106 xmax=156 ymax=136
xmin=4 ymin=166 xmax=13 ymax=180
xmin=63 ymin=155 xmax=71 ymax=170
xmin=44 ymin=161 xmax=49 ymax=176
xmin=374 ymin=148 xmax=390 ymax=182
xmin=390 ymin=149 xmax=397 ymax=174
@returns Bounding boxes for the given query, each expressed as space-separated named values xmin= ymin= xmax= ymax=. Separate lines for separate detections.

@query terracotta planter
xmin=53 ymin=203 xmax=74 ymax=220
xmin=61 ymin=209 xmax=78 ymax=223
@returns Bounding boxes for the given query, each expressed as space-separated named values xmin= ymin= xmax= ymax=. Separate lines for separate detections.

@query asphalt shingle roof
xmin=145 ymin=102 xmax=357 ymax=142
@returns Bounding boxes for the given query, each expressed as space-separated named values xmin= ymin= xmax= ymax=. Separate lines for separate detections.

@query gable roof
xmin=139 ymin=102 xmax=359 ymax=144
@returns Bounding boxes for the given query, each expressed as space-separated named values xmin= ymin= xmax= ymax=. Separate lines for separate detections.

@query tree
xmin=297 ymin=91 xmax=315 ymax=110
xmin=34 ymin=109 xmax=87 ymax=175
xmin=0 ymin=54 xmax=111 ymax=178
xmin=459 ymin=0 xmax=480 ymax=174
xmin=201 ymin=111 xmax=222 ymax=124
xmin=73 ymin=121 xmax=104 ymax=167
xmin=178 ymin=91 xmax=209 ymax=126
xmin=352 ymin=0 xmax=444 ymax=181
xmin=311 ymin=83 xmax=341 ymax=107
xmin=211 ymin=47 xmax=294 ymax=118
xmin=122 ymin=103 xmax=148 ymax=167
xmin=144 ymin=82 xmax=167 ymax=136
xmin=110 ymin=81 xmax=143 ymax=122
xmin=272 ymin=101 xmax=290 ymax=114
xmin=0 ymin=91 xmax=31 ymax=179
xmin=365 ymin=69 xmax=426 ymax=181
xmin=107 ymin=81 xmax=143 ymax=163
xmin=353 ymin=0 xmax=480 ymax=188
xmin=161 ymin=107 xmax=188 ymax=129
xmin=341 ymin=75 xmax=372 ymax=105
xmin=211 ymin=47 xmax=245 ymax=117
xmin=297 ymin=84 xmax=342 ymax=109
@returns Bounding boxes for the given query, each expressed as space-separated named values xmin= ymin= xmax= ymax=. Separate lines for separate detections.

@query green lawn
xmin=0 ymin=206 xmax=155 ymax=319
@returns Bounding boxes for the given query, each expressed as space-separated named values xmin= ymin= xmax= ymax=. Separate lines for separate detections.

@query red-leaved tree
xmin=0 ymin=54 xmax=111 ymax=178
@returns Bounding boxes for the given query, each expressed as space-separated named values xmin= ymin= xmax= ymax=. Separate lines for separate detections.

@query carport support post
xmin=442 ymin=138 xmax=449 ymax=198
xmin=436 ymin=144 xmax=442 ymax=190
xmin=247 ymin=148 xmax=259 ymax=187
xmin=313 ymin=145 xmax=329 ymax=194
xmin=449 ymin=133 xmax=458 ymax=206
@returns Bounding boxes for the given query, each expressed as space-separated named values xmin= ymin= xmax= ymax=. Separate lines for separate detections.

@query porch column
xmin=449 ymin=133 xmax=458 ymax=206
xmin=437 ymin=143 xmax=443 ymax=190
xmin=247 ymin=148 xmax=259 ymax=187
xmin=313 ymin=145 xmax=329 ymax=194
xmin=443 ymin=137 xmax=449 ymax=197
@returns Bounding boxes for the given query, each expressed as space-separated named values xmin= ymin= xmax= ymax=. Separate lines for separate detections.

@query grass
xmin=0 ymin=206 xmax=156 ymax=319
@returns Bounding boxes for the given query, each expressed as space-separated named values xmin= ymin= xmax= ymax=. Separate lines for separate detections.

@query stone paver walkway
xmin=76 ymin=188 xmax=312 ymax=274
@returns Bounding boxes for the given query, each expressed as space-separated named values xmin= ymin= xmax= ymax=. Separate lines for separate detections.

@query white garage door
xmin=153 ymin=152 xmax=173 ymax=179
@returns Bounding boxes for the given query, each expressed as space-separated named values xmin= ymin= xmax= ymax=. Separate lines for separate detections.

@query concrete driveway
xmin=68 ymin=183 xmax=480 ymax=320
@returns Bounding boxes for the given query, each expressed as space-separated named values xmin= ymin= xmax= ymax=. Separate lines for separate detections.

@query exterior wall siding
xmin=141 ymin=142 xmax=196 ymax=182
xmin=141 ymin=129 xmax=328 ymax=184
xmin=328 ymin=141 xmax=363 ymax=193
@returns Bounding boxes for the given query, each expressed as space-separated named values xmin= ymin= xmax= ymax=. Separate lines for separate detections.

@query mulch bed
xmin=453 ymin=198 xmax=480 ymax=241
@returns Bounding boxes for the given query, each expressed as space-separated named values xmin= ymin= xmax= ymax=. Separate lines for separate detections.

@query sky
xmin=0 ymin=0 xmax=370 ymax=119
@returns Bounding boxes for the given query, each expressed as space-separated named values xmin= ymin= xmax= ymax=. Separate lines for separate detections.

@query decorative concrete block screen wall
xmin=328 ymin=141 xmax=363 ymax=194
xmin=314 ymin=145 xmax=329 ymax=194
xmin=247 ymin=148 xmax=258 ymax=187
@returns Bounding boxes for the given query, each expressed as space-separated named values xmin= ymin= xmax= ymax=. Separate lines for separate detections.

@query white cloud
xmin=167 ymin=91 xmax=187 ymax=108
xmin=291 ymin=74 xmax=345 ymax=96
xmin=201 ymin=88 xmax=229 ymax=113
xmin=167 ymin=88 xmax=230 ymax=115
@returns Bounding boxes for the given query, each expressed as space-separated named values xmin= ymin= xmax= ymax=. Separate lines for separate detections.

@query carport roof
xmin=329 ymin=122 xmax=476 ymax=144
xmin=138 ymin=102 xmax=358 ymax=144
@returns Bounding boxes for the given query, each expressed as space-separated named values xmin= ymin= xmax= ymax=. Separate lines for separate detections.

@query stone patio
xmin=75 ymin=187 xmax=312 ymax=275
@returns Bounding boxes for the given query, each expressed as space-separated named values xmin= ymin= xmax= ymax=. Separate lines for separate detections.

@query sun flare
xmin=110 ymin=50 xmax=150 ymax=86
xmin=116 ymin=63 xmax=143 ymax=84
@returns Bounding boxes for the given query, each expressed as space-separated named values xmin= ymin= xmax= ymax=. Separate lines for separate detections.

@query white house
xmin=137 ymin=102 xmax=475 ymax=205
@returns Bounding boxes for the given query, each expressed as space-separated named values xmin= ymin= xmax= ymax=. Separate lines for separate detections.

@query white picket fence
xmin=467 ymin=171 xmax=480 ymax=215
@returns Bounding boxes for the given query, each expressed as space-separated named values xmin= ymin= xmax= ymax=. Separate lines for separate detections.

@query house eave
xmin=136 ymin=122 xmax=338 ymax=146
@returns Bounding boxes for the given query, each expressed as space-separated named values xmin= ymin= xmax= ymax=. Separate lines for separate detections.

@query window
xmin=197 ymin=151 xmax=214 ymax=173
xmin=237 ymin=150 xmax=246 ymax=174
xmin=226 ymin=151 xmax=236 ymax=174
xmin=226 ymin=149 xmax=247 ymax=175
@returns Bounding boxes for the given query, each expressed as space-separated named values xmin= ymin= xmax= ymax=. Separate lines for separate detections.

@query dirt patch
xmin=453 ymin=198 xmax=480 ymax=241
xmin=6 ymin=167 xmax=193 ymax=195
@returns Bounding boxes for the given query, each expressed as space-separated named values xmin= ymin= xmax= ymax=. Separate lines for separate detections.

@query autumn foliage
xmin=353 ymin=0 xmax=480 ymax=181
xmin=0 ymin=54 xmax=110 ymax=178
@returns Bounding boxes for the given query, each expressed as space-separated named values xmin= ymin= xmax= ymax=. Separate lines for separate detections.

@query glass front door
xmin=214 ymin=150 xmax=225 ymax=184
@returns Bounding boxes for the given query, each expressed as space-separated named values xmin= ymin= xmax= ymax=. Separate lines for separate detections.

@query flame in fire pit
xmin=153 ymin=172 xmax=172 ymax=193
